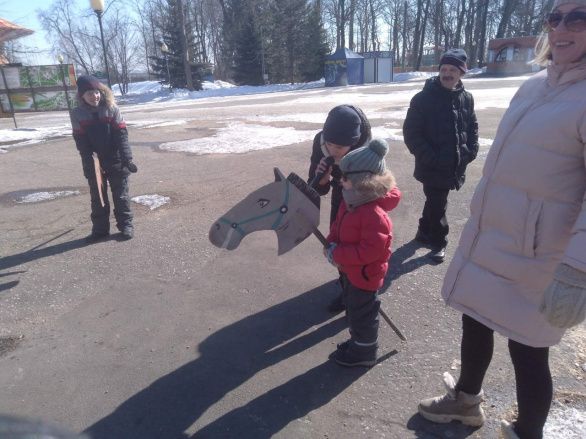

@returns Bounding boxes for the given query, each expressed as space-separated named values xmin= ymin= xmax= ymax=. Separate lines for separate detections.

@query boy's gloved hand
xmin=540 ymin=263 xmax=586 ymax=328
xmin=323 ymin=243 xmax=338 ymax=267
xmin=123 ymin=161 xmax=138 ymax=173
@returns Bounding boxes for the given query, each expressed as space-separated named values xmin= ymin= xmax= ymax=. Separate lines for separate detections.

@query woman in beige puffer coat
xmin=418 ymin=1 xmax=586 ymax=438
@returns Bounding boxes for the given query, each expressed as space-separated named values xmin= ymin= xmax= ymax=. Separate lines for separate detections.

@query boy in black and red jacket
xmin=70 ymin=75 xmax=137 ymax=242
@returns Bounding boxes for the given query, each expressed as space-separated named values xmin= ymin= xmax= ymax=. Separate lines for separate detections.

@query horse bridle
xmin=217 ymin=180 xmax=291 ymax=247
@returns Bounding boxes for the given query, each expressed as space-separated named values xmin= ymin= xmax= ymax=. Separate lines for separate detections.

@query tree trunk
xmin=496 ymin=0 xmax=518 ymax=38
xmin=177 ymin=0 xmax=193 ymax=90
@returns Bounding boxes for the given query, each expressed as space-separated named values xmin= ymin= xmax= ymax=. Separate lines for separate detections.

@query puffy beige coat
xmin=442 ymin=63 xmax=586 ymax=347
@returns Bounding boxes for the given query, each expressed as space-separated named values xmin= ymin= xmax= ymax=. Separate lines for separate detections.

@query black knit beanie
xmin=76 ymin=75 xmax=102 ymax=96
xmin=322 ymin=105 xmax=362 ymax=146
xmin=439 ymin=49 xmax=468 ymax=73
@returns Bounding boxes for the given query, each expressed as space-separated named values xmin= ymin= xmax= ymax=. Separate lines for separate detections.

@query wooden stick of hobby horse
xmin=93 ymin=155 xmax=105 ymax=208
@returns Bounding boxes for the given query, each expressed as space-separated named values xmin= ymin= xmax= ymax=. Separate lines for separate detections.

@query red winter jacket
xmin=326 ymin=187 xmax=401 ymax=291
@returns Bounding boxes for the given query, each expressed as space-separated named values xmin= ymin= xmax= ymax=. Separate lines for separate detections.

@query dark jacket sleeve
xmin=403 ymin=94 xmax=437 ymax=167
xmin=70 ymin=110 xmax=94 ymax=178
xmin=308 ymin=131 xmax=330 ymax=196
xmin=111 ymin=106 xmax=132 ymax=163
xmin=464 ymin=94 xmax=479 ymax=162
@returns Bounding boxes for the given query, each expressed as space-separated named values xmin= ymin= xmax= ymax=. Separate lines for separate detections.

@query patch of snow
xmin=131 ymin=194 xmax=170 ymax=210
xmin=128 ymin=120 xmax=188 ymax=129
xmin=158 ymin=123 xmax=315 ymax=155
xmin=16 ymin=190 xmax=80 ymax=203
xmin=0 ymin=125 xmax=71 ymax=148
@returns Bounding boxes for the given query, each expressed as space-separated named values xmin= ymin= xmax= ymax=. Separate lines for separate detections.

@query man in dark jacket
xmin=403 ymin=48 xmax=479 ymax=262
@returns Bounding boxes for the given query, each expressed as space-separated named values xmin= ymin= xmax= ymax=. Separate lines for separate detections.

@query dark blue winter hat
xmin=76 ymin=75 xmax=102 ymax=96
xmin=439 ymin=49 xmax=468 ymax=73
xmin=322 ymin=105 xmax=362 ymax=146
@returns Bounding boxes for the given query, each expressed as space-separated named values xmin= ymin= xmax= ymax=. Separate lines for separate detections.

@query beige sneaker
xmin=418 ymin=372 xmax=486 ymax=427
xmin=500 ymin=420 xmax=520 ymax=439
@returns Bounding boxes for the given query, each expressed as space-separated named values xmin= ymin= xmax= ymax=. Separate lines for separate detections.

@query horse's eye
xmin=258 ymin=198 xmax=270 ymax=208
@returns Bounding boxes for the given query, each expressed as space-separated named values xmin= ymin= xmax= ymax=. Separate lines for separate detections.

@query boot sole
xmin=334 ymin=358 xmax=376 ymax=367
xmin=418 ymin=407 xmax=485 ymax=427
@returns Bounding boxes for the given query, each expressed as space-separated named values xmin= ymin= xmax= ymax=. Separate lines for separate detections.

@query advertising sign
xmin=0 ymin=64 xmax=77 ymax=113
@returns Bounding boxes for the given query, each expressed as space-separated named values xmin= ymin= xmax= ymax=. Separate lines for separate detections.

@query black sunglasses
xmin=341 ymin=170 xmax=375 ymax=181
xmin=543 ymin=10 xmax=586 ymax=32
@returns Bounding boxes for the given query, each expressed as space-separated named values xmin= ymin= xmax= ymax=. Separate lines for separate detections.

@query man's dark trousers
xmin=419 ymin=184 xmax=449 ymax=249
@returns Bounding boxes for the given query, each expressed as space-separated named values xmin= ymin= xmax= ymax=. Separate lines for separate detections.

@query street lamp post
xmin=90 ymin=0 xmax=111 ymax=88
xmin=57 ymin=54 xmax=72 ymax=114
xmin=160 ymin=42 xmax=172 ymax=92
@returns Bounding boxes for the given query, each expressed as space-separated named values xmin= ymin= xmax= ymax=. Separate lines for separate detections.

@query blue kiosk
xmin=324 ymin=48 xmax=364 ymax=87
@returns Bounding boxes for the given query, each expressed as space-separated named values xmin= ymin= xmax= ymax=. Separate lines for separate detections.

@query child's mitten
xmin=325 ymin=243 xmax=337 ymax=266
xmin=540 ymin=263 xmax=586 ymax=328
xmin=123 ymin=160 xmax=138 ymax=173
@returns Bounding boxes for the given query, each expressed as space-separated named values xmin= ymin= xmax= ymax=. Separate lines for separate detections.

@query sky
xmin=0 ymin=0 xmax=57 ymax=64
xmin=0 ymin=0 xmax=112 ymax=65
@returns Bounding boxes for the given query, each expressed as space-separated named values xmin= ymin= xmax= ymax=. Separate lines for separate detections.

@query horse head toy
xmin=209 ymin=168 xmax=321 ymax=255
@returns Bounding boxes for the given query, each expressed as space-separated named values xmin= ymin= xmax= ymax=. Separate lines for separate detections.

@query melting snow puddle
xmin=15 ymin=190 xmax=80 ymax=203
xmin=132 ymin=194 xmax=170 ymax=210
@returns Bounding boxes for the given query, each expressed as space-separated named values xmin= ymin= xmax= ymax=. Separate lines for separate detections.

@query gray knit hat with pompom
xmin=340 ymin=138 xmax=388 ymax=184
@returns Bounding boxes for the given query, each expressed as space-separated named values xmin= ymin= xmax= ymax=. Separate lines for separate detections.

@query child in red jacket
xmin=324 ymin=138 xmax=401 ymax=367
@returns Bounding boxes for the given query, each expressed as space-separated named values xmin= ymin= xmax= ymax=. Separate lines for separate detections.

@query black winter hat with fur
xmin=76 ymin=75 xmax=102 ymax=96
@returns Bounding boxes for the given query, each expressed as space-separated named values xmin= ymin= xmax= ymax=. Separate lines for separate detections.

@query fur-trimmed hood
xmin=76 ymin=81 xmax=116 ymax=109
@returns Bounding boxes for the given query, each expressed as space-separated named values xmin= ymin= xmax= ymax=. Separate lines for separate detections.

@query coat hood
xmin=374 ymin=186 xmax=401 ymax=213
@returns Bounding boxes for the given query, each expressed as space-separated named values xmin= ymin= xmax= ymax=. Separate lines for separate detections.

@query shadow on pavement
xmin=380 ymin=239 xmax=434 ymax=294
xmin=0 ymin=238 xmax=89 ymax=272
xmin=0 ymin=280 xmax=19 ymax=292
xmin=85 ymin=281 xmax=376 ymax=439
xmin=406 ymin=413 xmax=479 ymax=438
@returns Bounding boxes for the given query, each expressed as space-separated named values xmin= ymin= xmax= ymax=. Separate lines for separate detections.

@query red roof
xmin=0 ymin=17 xmax=34 ymax=43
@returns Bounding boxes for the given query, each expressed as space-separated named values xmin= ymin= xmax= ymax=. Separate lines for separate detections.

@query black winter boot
xmin=332 ymin=341 xmax=377 ymax=367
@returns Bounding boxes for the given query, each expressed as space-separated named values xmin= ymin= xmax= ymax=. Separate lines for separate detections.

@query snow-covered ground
xmin=1 ymin=68 xmax=521 ymax=153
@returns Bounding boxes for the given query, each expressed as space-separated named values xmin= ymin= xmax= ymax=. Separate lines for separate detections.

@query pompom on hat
xmin=322 ymin=105 xmax=362 ymax=146
xmin=340 ymin=138 xmax=388 ymax=184
xmin=439 ymin=48 xmax=468 ymax=74
xmin=76 ymin=75 xmax=102 ymax=96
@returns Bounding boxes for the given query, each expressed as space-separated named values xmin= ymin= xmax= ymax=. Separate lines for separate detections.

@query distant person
xmin=308 ymin=105 xmax=372 ymax=313
xmin=418 ymin=2 xmax=586 ymax=438
xmin=70 ymin=75 xmax=137 ymax=242
xmin=403 ymin=48 xmax=479 ymax=262
xmin=324 ymin=139 xmax=401 ymax=367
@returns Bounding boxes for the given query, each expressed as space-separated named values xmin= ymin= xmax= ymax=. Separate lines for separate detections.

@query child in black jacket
xmin=70 ymin=75 xmax=137 ymax=242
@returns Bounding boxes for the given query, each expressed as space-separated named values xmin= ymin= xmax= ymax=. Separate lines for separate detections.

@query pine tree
xmin=300 ymin=1 xmax=330 ymax=82
xmin=267 ymin=0 xmax=313 ymax=84
xmin=220 ymin=0 xmax=264 ymax=85
xmin=149 ymin=0 xmax=208 ymax=91
xmin=233 ymin=5 xmax=264 ymax=85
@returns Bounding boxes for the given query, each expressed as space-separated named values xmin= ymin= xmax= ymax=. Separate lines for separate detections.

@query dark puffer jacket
xmin=70 ymin=90 xmax=132 ymax=179
xmin=403 ymin=76 xmax=479 ymax=190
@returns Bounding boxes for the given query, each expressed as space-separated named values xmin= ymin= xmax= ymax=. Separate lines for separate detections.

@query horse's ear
xmin=274 ymin=168 xmax=285 ymax=182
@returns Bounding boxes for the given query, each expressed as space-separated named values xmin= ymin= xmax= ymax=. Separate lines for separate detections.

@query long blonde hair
xmin=533 ymin=32 xmax=551 ymax=66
